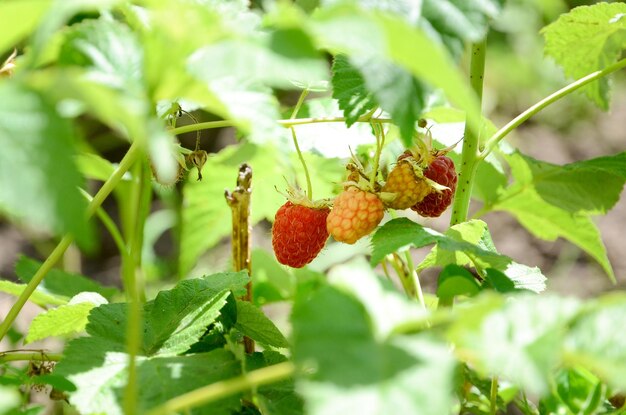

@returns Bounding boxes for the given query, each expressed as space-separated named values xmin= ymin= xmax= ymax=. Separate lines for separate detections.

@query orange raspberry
xmin=381 ymin=160 xmax=431 ymax=209
xmin=327 ymin=187 xmax=384 ymax=244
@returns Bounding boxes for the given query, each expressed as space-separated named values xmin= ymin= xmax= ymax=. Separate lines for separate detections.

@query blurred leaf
xmin=565 ymin=295 xmax=626 ymax=390
xmin=539 ymin=368 xmax=605 ymax=415
xmin=56 ymin=342 xmax=241 ymax=415
xmin=311 ymin=5 xmax=481 ymax=121
xmin=0 ymin=0 xmax=51 ymax=57
xmin=542 ymin=3 xmax=626 ymax=109
xmin=251 ymin=249 xmax=296 ymax=305
xmin=235 ymin=301 xmax=289 ymax=349
xmin=180 ymin=143 xmax=286 ymax=275
xmin=25 ymin=302 xmax=95 ymax=344
xmin=16 ymin=256 xmax=119 ymax=300
xmin=0 ymin=83 xmax=92 ymax=247
xmin=58 ymin=17 xmax=143 ymax=94
xmin=437 ymin=264 xmax=480 ymax=303
xmin=0 ymin=280 xmax=67 ymax=307
xmin=292 ymin=284 xmax=456 ymax=415
xmin=331 ymin=54 xmax=377 ymax=126
xmin=32 ymin=373 xmax=77 ymax=392
xmin=0 ymin=384 xmax=21 ymax=413
xmin=448 ymin=293 xmax=580 ymax=396
xmin=75 ymin=152 xmax=117 ymax=181
xmin=421 ymin=0 xmax=504 ymax=58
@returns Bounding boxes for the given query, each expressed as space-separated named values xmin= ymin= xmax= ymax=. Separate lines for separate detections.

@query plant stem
xmin=490 ymin=377 xmax=499 ymax=415
xmin=0 ymin=142 xmax=141 ymax=343
xmin=481 ymin=57 xmax=626 ymax=159
xmin=80 ymin=189 xmax=128 ymax=258
xmin=0 ymin=352 xmax=62 ymax=363
xmin=369 ymin=123 xmax=385 ymax=187
xmin=403 ymin=251 xmax=426 ymax=310
xmin=289 ymin=89 xmax=313 ymax=199
xmin=145 ymin=362 xmax=295 ymax=415
xmin=122 ymin=158 xmax=151 ymax=415
xmin=450 ymin=40 xmax=487 ymax=226
xmin=168 ymin=116 xmax=393 ymax=136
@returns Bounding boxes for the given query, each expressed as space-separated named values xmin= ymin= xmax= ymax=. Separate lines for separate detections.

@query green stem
xmin=145 ymin=362 xmax=295 ymax=415
xmin=80 ymin=189 xmax=128 ymax=258
xmin=168 ymin=116 xmax=393 ymax=136
xmin=369 ymin=123 xmax=385 ymax=187
xmin=450 ymin=40 xmax=487 ymax=226
xmin=0 ymin=352 xmax=62 ymax=363
xmin=403 ymin=251 xmax=426 ymax=310
xmin=122 ymin=158 xmax=151 ymax=415
xmin=481 ymin=57 xmax=626 ymax=159
xmin=490 ymin=377 xmax=498 ymax=415
xmin=289 ymin=89 xmax=313 ymax=199
xmin=0 ymin=142 xmax=141 ymax=343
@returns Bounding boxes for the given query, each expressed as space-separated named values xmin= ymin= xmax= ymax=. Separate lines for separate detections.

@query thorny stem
xmin=145 ymin=362 xmax=295 ymax=415
xmin=0 ymin=142 xmax=141 ymax=343
xmin=450 ymin=40 xmax=487 ymax=226
xmin=0 ymin=351 xmax=62 ymax=363
xmin=480 ymin=57 xmax=626 ymax=159
xmin=225 ymin=164 xmax=254 ymax=354
xmin=289 ymin=89 xmax=313 ymax=199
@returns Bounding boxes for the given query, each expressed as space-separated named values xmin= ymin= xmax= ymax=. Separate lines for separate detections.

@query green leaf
xmin=421 ymin=0 xmax=504 ymax=58
xmin=506 ymin=151 xmax=626 ymax=215
xmin=0 ymin=280 xmax=67 ymax=307
xmin=311 ymin=5 xmax=481 ymax=121
xmin=25 ymin=302 xmax=96 ymax=344
xmin=16 ymin=256 xmax=119 ymax=300
xmin=251 ymin=249 xmax=296 ymax=305
xmin=331 ymin=54 xmax=377 ymax=126
xmin=542 ymin=3 xmax=626 ymax=109
xmin=0 ymin=385 xmax=21 ymax=413
xmin=372 ymin=219 xmax=546 ymax=293
xmin=0 ymin=0 xmax=51 ymax=57
xmin=235 ymin=301 xmax=289 ymax=349
xmin=75 ymin=152 xmax=117 ymax=182
xmin=539 ymin=368 xmax=605 ymax=415
xmin=180 ymin=142 xmax=288 ymax=275
xmin=436 ymin=264 xmax=480 ymax=303
xmin=292 ymin=284 xmax=457 ymax=415
xmin=448 ymin=293 xmax=580 ymax=395
xmin=565 ymin=295 xmax=626 ymax=390
xmin=0 ymin=83 xmax=92 ymax=247
xmin=55 ymin=343 xmax=241 ymax=415
xmin=58 ymin=17 xmax=143 ymax=93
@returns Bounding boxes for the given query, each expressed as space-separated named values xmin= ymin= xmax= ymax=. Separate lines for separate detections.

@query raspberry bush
xmin=1 ymin=1 xmax=626 ymax=415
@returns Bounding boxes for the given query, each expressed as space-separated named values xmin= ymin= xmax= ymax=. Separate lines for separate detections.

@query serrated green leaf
xmin=565 ymin=295 xmax=626 ymax=390
xmin=55 ymin=341 xmax=241 ymax=415
xmin=437 ymin=264 xmax=481 ymax=302
xmin=16 ymin=256 xmax=119 ymax=300
xmin=448 ymin=293 xmax=581 ymax=396
xmin=0 ymin=83 xmax=92 ymax=248
xmin=235 ymin=301 xmax=289 ymax=348
xmin=370 ymin=218 xmax=440 ymax=265
xmin=0 ymin=280 xmax=67 ymax=307
xmin=331 ymin=55 xmax=377 ymax=126
xmin=0 ymin=0 xmax=51 ymax=57
xmin=292 ymin=284 xmax=456 ymax=415
xmin=542 ymin=3 xmax=626 ymax=109
xmin=180 ymin=143 xmax=287 ymax=276
xmin=25 ymin=302 xmax=95 ymax=344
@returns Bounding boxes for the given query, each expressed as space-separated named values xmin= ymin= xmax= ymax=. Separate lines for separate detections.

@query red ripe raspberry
xmin=381 ymin=160 xmax=431 ymax=210
xmin=272 ymin=202 xmax=330 ymax=268
xmin=411 ymin=156 xmax=457 ymax=217
xmin=327 ymin=187 xmax=384 ymax=244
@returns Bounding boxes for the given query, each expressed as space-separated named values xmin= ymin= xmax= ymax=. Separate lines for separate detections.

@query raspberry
xmin=411 ymin=156 xmax=457 ymax=217
xmin=272 ymin=202 xmax=330 ymax=268
xmin=381 ymin=160 xmax=431 ymax=209
xmin=327 ymin=187 xmax=384 ymax=244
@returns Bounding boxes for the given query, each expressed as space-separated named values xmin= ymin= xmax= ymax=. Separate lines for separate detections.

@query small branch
xmin=225 ymin=164 xmax=254 ymax=354
xmin=450 ymin=40 xmax=487 ymax=226
xmin=289 ymin=89 xmax=313 ymax=199
xmin=403 ymin=251 xmax=426 ymax=310
xmin=490 ymin=377 xmax=499 ymax=415
xmin=480 ymin=57 xmax=626 ymax=159
xmin=145 ymin=362 xmax=295 ymax=415
xmin=0 ymin=142 xmax=142 ymax=343
xmin=0 ymin=351 xmax=62 ymax=363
